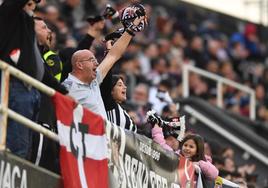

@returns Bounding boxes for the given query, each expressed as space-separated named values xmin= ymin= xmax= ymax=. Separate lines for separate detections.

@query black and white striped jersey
xmin=106 ymin=103 xmax=137 ymax=132
xmin=100 ymin=71 xmax=137 ymax=132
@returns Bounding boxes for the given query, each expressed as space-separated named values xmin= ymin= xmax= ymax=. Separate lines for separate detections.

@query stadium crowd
xmin=1 ymin=0 xmax=268 ymax=187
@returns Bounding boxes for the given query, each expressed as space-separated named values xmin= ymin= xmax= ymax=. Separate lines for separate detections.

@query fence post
xmin=250 ymin=91 xmax=256 ymax=120
xmin=216 ymin=81 xmax=223 ymax=108
xmin=183 ymin=64 xmax=189 ymax=98
xmin=0 ymin=66 xmax=10 ymax=150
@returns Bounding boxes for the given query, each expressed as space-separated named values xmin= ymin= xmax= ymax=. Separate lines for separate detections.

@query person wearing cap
xmin=0 ymin=0 xmax=67 ymax=159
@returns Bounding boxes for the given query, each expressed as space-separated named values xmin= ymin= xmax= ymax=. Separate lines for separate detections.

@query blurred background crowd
xmin=34 ymin=0 xmax=268 ymax=123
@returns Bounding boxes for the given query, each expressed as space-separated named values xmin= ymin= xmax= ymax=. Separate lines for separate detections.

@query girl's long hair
xmin=180 ymin=134 xmax=206 ymax=162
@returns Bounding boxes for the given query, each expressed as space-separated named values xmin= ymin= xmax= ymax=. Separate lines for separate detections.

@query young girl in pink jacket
xmin=180 ymin=134 xmax=219 ymax=181
xmin=152 ymin=125 xmax=219 ymax=181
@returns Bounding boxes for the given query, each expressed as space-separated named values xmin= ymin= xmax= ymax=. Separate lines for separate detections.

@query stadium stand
xmin=1 ymin=0 xmax=268 ymax=187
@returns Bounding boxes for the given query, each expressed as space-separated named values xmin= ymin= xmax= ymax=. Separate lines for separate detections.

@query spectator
xmin=152 ymin=127 xmax=219 ymax=181
xmin=149 ymin=78 xmax=173 ymax=114
xmin=221 ymin=146 xmax=235 ymax=159
xmin=138 ymin=42 xmax=159 ymax=76
xmin=34 ymin=17 xmax=62 ymax=81
xmin=161 ymin=103 xmax=179 ymax=120
xmin=102 ymin=74 xmax=137 ymax=132
xmin=219 ymin=61 xmax=238 ymax=81
xmin=32 ymin=12 xmax=106 ymax=173
xmin=184 ymin=36 xmax=206 ymax=69
xmin=59 ymin=0 xmax=80 ymax=29
xmin=0 ymin=0 xmax=42 ymax=160
xmin=131 ymin=83 xmax=152 ymax=135
xmin=31 ymin=17 xmax=61 ymax=173
xmin=189 ymin=73 xmax=209 ymax=98
xmin=44 ymin=5 xmax=59 ymax=27
xmin=0 ymin=0 xmax=67 ymax=159
xmin=244 ymin=23 xmax=264 ymax=60
xmin=63 ymin=14 xmax=147 ymax=119
xmin=152 ymin=123 xmax=180 ymax=153
xmin=180 ymin=134 xmax=219 ymax=181
xmin=223 ymin=157 xmax=236 ymax=173
xmin=117 ymin=53 xmax=142 ymax=98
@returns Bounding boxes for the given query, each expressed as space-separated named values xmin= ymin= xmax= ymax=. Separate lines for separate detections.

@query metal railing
xmin=182 ymin=64 xmax=256 ymax=120
xmin=0 ymin=61 xmax=257 ymax=149
xmin=0 ymin=60 xmax=58 ymax=150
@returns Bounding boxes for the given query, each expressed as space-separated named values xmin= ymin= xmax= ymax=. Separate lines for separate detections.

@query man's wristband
xmin=125 ymin=28 xmax=135 ymax=37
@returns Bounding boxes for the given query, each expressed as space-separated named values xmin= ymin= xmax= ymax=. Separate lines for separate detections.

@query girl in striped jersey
xmin=101 ymin=73 xmax=137 ymax=132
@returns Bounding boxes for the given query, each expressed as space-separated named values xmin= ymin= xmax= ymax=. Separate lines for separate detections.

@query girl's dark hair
xmin=111 ymin=75 xmax=124 ymax=89
xmin=180 ymin=134 xmax=205 ymax=162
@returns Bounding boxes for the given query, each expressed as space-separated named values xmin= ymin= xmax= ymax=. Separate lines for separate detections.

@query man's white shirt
xmin=62 ymin=69 xmax=107 ymax=119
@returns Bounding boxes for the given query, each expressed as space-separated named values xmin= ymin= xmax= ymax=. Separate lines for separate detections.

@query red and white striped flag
xmin=52 ymin=92 xmax=108 ymax=188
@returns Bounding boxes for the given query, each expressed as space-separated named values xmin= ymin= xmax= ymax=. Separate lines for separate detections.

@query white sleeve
xmin=96 ymin=68 xmax=104 ymax=85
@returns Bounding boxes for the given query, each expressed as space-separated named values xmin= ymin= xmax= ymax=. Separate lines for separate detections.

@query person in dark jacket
xmin=0 ymin=0 xmax=67 ymax=159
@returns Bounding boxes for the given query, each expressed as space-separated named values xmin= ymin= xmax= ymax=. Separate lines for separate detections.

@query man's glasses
xmin=79 ymin=57 xmax=99 ymax=65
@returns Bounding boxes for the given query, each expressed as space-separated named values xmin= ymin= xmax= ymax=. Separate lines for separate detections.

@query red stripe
xmin=84 ymin=158 xmax=108 ymax=188
xmin=60 ymin=147 xmax=81 ymax=188
xmin=82 ymin=108 xmax=105 ymax=135
xmin=52 ymin=92 xmax=76 ymax=126
xmin=61 ymin=147 xmax=108 ymax=188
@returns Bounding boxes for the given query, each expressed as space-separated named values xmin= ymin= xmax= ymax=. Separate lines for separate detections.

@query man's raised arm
xmin=98 ymin=4 xmax=147 ymax=78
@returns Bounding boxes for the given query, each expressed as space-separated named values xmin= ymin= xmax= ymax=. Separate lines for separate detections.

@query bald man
xmin=62 ymin=16 xmax=145 ymax=118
